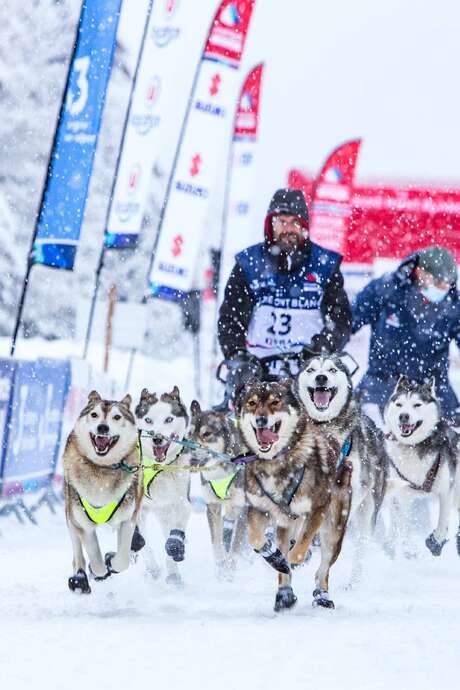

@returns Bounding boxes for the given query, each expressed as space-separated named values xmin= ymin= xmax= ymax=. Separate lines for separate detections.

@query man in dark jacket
xmin=216 ymin=188 xmax=352 ymax=406
xmin=352 ymin=246 xmax=460 ymax=422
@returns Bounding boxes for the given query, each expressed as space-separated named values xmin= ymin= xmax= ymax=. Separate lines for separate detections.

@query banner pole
xmin=9 ymin=5 xmax=86 ymax=358
xmin=83 ymin=0 xmax=154 ymax=360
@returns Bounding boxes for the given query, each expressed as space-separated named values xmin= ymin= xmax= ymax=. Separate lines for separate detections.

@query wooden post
xmin=104 ymin=284 xmax=117 ymax=373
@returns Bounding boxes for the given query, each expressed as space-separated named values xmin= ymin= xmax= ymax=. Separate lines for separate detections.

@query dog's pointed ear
xmin=426 ymin=376 xmax=436 ymax=396
xmin=169 ymin=385 xmax=180 ymax=399
xmin=396 ymin=375 xmax=410 ymax=391
xmin=140 ymin=388 xmax=150 ymax=400
xmin=120 ymin=394 xmax=132 ymax=408
xmin=88 ymin=390 xmax=101 ymax=403
xmin=191 ymin=400 xmax=201 ymax=417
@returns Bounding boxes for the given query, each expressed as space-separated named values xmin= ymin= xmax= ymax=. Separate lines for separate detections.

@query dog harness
xmin=389 ymin=453 xmax=441 ymax=493
xmin=78 ymin=492 xmax=127 ymax=525
xmin=209 ymin=469 xmax=240 ymax=500
xmin=254 ymin=465 xmax=306 ymax=520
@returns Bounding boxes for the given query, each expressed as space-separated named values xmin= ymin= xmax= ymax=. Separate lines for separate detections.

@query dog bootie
xmin=68 ymin=568 xmax=91 ymax=594
xmin=255 ymin=540 xmax=291 ymax=574
xmin=165 ymin=529 xmax=186 ymax=562
xmin=222 ymin=518 xmax=234 ymax=553
xmin=131 ymin=525 xmax=146 ymax=553
xmin=274 ymin=586 xmax=297 ymax=612
xmin=312 ymin=587 xmax=335 ymax=609
xmin=425 ymin=532 xmax=447 ymax=557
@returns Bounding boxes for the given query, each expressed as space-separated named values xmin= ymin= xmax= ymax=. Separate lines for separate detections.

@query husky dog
xmin=236 ymin=379 xmax=352 ymax=611
xmin=64 ymin=391 xmax=142 ymax=594
xmin=188 ymin=402 xmax=247 ymax=579
xmin=295 ymin=354 xmax=388 ymax=579
xmin=135 ymin=387 xmax=191 ymax=587
xmin=384 ymin=376 xmax=460 ymax=557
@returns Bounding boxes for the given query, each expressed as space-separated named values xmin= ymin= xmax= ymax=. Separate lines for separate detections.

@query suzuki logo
xmin=127 ymin=164 xmax=141 ymax=194
xmin=190 ymin=154 xmax=201 ymax=177
xmin=171 ymin=234 xmax=183 ymax=257
xmin=165 ymin=0 xmax=179 ymax=18
xmin=209 ymin=73 xmax=221 ymax=96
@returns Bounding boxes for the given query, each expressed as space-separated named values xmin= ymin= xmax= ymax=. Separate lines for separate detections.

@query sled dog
xmin=237 ymin=379 xmax=352 ymax=611
xmin=384 ymin=376 xmax=460 ymax=557
xmin=188 ymin=402 xmax=247 ymax=579
xmin=64 ymin=391 xmax=142 ymax=594
xmin=135 ymin=387 xmax=192 ymax=586
xmin=295 ymin=353 xmax=388 ymax=579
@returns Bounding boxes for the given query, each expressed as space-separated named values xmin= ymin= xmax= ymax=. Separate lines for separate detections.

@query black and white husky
xmin=384 ymin=377 xmax=460 ymax=557
xmin=295 ymin=353 xmax=388 ymax=580
xmin=135 ymin=387 xmax=191 ymax=587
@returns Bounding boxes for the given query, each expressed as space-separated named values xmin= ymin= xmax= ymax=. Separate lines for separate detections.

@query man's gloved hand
xmin=214 ymin=351 xmax=263 ymax=412
xmin=227 ymin=350 xmax=260 ymax=371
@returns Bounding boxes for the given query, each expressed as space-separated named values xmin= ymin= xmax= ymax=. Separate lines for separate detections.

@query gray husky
xmin=188 ymin=402 xmax=247 ymax=579
xmin=384 ymin=376 xmax=460 ymax=557
xmin=295 ymin=353 xmax=388 ymax=580
xmin=64 ymin=391 xmax=142 ymax=594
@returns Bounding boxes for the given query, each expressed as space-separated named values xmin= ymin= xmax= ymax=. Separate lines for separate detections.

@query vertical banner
xmin=0 ymin=360 xmax=17 ymax=489
xmin=31 ymin=0 xmax=123 ymax=270
xmin=149 ymin=0 xmax=256 ymax=299
xmin=105 ymin=0 xmax=215 ymax=249
xmin=218 ymin=63 xmax=264 ymax=301
xmin=309 ymin=139 xmax=361 ymax=255
xmin=2 ymin=360 xmax=71 ymax=497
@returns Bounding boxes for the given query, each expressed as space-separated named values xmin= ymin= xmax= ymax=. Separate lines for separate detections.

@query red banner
xmin=205 ymin=0 xmax=255 ymax=67
xmin=309 ymin=139 xmax=361 ymax=255
xmin=288 ymin=143 xmax=460 ymax=264
xmin=234 ymin=62 xmax=263 ymax=139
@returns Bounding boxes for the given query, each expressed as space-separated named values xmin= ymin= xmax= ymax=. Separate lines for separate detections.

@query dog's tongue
xmin=256 ymin=428 xmax=278 ymax=446
xmin=95 ymin=435 xmax=110 ymax=452
xmin=314 ymin=389 xmax=331 ymax=408
xmin=153 ymin=443 xmax=169 ymax=460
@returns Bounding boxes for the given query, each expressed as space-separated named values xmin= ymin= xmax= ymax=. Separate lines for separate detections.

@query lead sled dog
xmin=236 ymin=379 xmax=352 ymax=611
xmin=135 ymin=387 xmax=192 ymax=587
xmin=384 ymin=376 xmax=460 ymax=557
xmin=63 ymin=391 xmax=142 ymax=594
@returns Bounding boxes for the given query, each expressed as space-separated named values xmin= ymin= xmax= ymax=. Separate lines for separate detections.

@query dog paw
xmin=274 ymin=586 xmax=297 ymax=612
xmin=68 ymin=569 xmax=91 ymax=594
xmin=165 ymin=530 xmax=186 ymax=562
xmin=312 ymin=588 xmax=335 ymax=609
xmin=425 ymin=532 xmax=447 ymax=557
xmin=165 ymin=572 xmax=184 ymax=588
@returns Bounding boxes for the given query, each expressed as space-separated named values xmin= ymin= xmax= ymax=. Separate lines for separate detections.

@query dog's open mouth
xmin=90 ymin=433 xmax=119 ymax=456
xmin=252 ymin=421 xmax=281 ymax=453
xmin=308 ymin=387 xmax=337 ymax=410
xmin=399 ymin=420 xmax=422 ymax=437
xmin=152 ymin=441 xmax=170 ymax=462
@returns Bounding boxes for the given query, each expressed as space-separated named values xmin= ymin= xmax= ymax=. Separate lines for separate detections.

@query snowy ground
xmin=1 ymin=498 xmax=460 ymax=690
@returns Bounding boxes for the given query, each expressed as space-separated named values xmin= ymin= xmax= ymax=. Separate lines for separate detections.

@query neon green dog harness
xmin=209 ymin=469 xmax=239 ymax=500
xmin=78 ymin=493 xmax=126 ymax=524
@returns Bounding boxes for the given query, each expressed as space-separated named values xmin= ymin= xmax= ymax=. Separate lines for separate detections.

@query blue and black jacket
xmin=352 ymin=254 xmax=460 ymax=417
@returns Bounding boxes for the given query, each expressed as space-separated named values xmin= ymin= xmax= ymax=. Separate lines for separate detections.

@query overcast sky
xmin=120 ymin=0 xmax=460 ymax=224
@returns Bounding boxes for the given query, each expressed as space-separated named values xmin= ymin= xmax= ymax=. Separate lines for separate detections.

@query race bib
xmin=246 ymin=305 xmax=323 ymax=359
